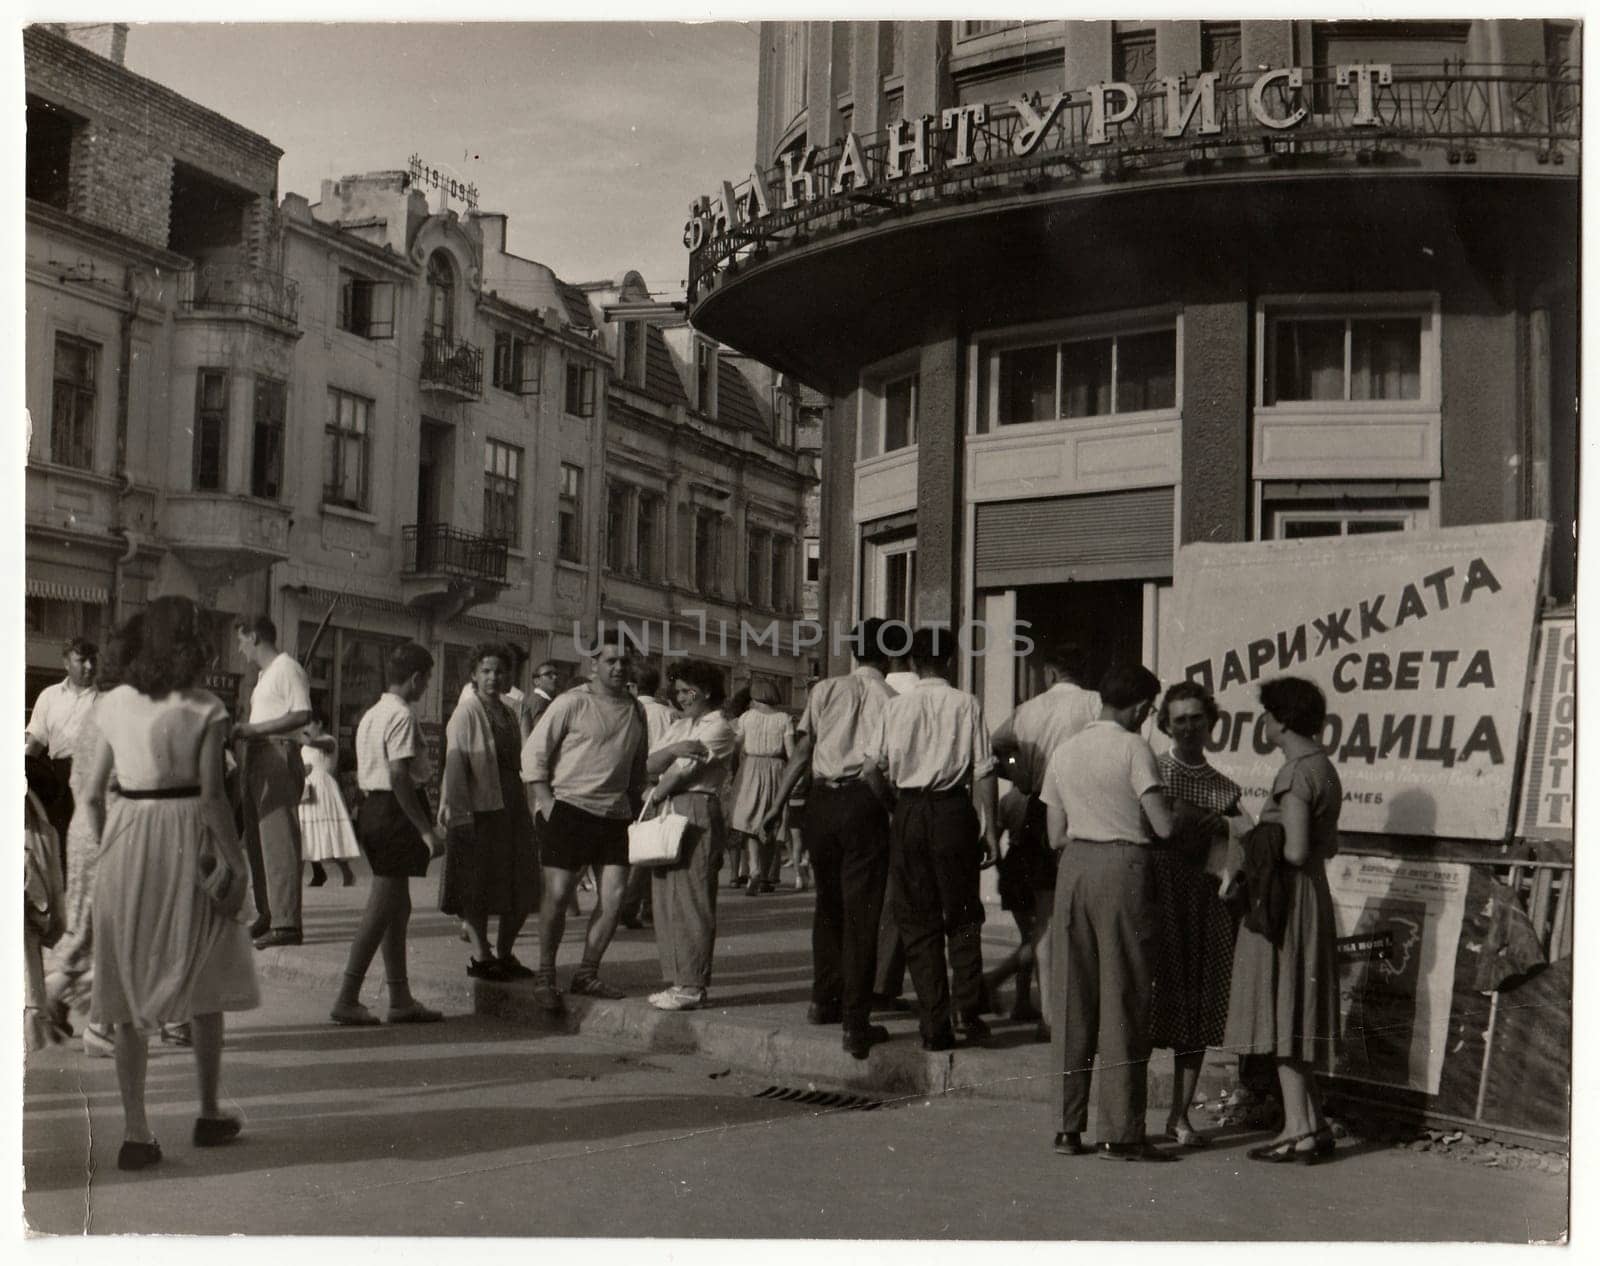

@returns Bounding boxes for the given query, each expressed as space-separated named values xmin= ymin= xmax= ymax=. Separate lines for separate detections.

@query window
xmin=805 ymin=538 xmax=821 ymax=583
xmin=251 ymin=376 xmax=287 ymax=500
xmin=483 ymin=440 xmax=523 ymax=546
xmin=694 ymin=507 xmax=721 ymax=594
xmin=782 ymin=24 xmax=808 ymax=120
xmin=771 ymin=536 xmax=790 ymax=612
xmin=558 ymin=463 xmax=583 ymax=562
xmin=493 ymin=332 xmax=540 ymax=395
xmin=747 ymin=526 xmax=770 ymax=605
xmin=323 ymin=389 xmax=372 ymax=510
xmin=1112 ymin=30 xmax=1157 ymax=88
xmin=770 ymin=381 xmax=797 ymax=448
xmin=865 ymin=538 xmax=917 ymax=625
xmin=883 ymin=375 xmax=917 ymax=452
xmin=993 ymin=326 xmax=1177 ymax=425
xmin=192 ymin=369 xmax=229 ymax=492
xmin=1200 ymin=22 xmax=1242 ymax=77
xmin=694 ymin=341 xmax=718 ymax=417
xmin=636 ymin=491 xmax=662 ymax=581
xmin=26 ymin=96 xmax=80 ymax=210
xmin=619 ymin=321 xmax=647 ymax=387
xmin=50 ymin=334 xmax=97 ymax=469
xmin=1268 ymin=315 xmax=1422 ymax=404
xmin=606 ymin=482 xmax=631 ymax=572
xmin=564 ymin=361 xmax=596 ymax=417
xmin=426 ymin=251 xmax=455 ymax=341
xmin=338 ymin=272 xmax=394 ymax=339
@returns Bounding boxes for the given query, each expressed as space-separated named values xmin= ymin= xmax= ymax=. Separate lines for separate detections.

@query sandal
xmin=1247 ymin=1132 xmax=1315 ymax=1163
xmin=1163 ymin=1121 xmax=1211 ymax=1149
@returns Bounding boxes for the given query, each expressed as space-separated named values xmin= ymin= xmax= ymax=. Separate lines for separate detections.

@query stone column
xmin=1179 ymin=301 xmax=1250 ymax=545
xmin=901 ymin=20 xmax=951 ymax=119
xmin=850 ymin=21 xmax=884 ymax=136
xmin=1064 ymin=20 xmax=1113 ymax=88
xmin=1154 ymin=21 xmax=1201 ymax=80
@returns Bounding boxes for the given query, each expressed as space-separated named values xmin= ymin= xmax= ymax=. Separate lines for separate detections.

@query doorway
xmin=1013 ymin=579 xmax=1145 ymax=704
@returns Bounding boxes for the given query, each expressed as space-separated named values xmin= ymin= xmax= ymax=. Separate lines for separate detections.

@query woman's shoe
xmin=193 ymin=1115 xmax=242 ymax=1147
xmin=330 ymin=1002 xmax=381 ymax=1026
xmin=308 ymin=865 xmax=328 ymax=887
xmin=1163 ymin=1121 xmax=1211 ymax=1149
xmin=1247 ymin=1132 xmax=1315 ymax=1163
xmin=649 ymin=986 xmax=706 ymax=1011
xmin=744 ymin=878 xmax=761 ymax=897
xmin=117 ymin=1139 xmax=162 ymax=1171
xmin=1299 ymin=1127 xmax=1336 ymax=1164
xmin=467 ymin=957 xmax=510 ymax=982
xmin=386 ymin=1003 xmax=444 ymax=1024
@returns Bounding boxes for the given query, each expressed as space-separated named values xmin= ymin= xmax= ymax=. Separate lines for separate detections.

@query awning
xmin=25 ymin=576 xmax=109 ymax=605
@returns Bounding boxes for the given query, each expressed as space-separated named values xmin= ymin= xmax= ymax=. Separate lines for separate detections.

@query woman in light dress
xmin=725 ymin=679 xmax=795 ymax=897
xmin=299 ymin=712 xmax=359 ymax=887
xmin=78 ymin=596 xmax=260 ymax=1172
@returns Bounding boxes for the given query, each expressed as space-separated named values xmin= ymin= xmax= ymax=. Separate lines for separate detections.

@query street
xmin=23 ymin=971 xmax=1566 ymax=1241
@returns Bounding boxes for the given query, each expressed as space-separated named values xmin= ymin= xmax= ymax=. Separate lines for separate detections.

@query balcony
xmin=400 ymin=523 xmax=509 ymax=616
xmin=421 ymin=333 xmax=484 ymax=399
xmin=160 ymin=493 xmax=292 ymax=595
xmin=179 ymin=262 xmax=300 ymax=330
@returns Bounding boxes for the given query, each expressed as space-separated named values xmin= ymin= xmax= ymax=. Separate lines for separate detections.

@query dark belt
xmin=120 ymin=785 xmax=201 ymax=801
xmin=816 ymin=777 xmax=863 ymax=790
xmin=896 ymin=786 xmax=968 ymax=801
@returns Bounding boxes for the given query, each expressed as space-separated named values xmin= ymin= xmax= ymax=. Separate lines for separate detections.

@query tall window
xmin=338 ymin=271 xmax=394 ymax=339
xmin=493 ymin=332 xmax=540 ymax=394
xmin=770 ymin=536 xmax=790 ymax=612
xmin=694 ymin=341 xmax=718 ymax=417
xmin=883 ymin=375 xmax=917 ymax=452
xmin=558 ymin=463 xmax=583 ymax=562
xmin=426 ymin=251 xmax=455 ymax=341
xmin=564 ymin=361 xmax=596 ymax=417
xmin=324 ymin=388 xmax=372 ymax=510
xmin=483 ymin=440 xmax=523 ymax=546
xmin=636 ymin=491 xmax=661 ymax=581
xmin=1268 ymin=315 xmax=1422 ymax=404
xmin=251 ymin=376 xmax=287 ymax=500
xmin=606 ymin=482 xmax=631 ymax=572
xmin=694 ymin=508 xmax=720 ymax=594
xmin=805 ymin=538 xmax=821 ymax=583
xmin=994 ymin=327 xmax=1176 ymax=425
xmin=192 ymin=369 xmax=229 ymax=492
xmin=747 ymin=526 xmax=770 ymax=604
xmin=878 ymin=544 xmax=916 ymax=624
xmin=1112 ymin=30 xmax=1157 ymax=87
xmin=1200 ymin=22 xmax=1242 ymax=77
xmin=50 ymin=334 xmax=97 ymax=470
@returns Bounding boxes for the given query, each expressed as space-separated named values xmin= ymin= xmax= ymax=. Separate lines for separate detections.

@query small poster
xmin=1516 ymin=617 xmax=1575 ymax=842
xmin=1327 ymin=853 xmax=1470 ymax=1095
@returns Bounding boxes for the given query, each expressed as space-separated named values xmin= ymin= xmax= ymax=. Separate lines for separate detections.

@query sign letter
xmin=1249 ymin=67 xmax=1307 ymax=131
xmin=1162 ymin=72 xmax=1221 ymax=139
xmin=941 ymin=104 xmax=988 ymax=168
xmin=1338 ymin=63 xmax=1392 ymax=127
xmin=1087 ymin=82 xmax=1139 ymax=146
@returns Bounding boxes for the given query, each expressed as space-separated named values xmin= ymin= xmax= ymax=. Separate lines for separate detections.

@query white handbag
xmin=628 ymin=799 xmax=689 ymax=865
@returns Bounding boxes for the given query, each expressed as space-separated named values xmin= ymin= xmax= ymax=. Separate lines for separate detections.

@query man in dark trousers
xmin=765 ymin=618 xmax=896 ymax=1060
xmin=1039 ymin=663 xmax=1176 ymax=1162
xmin=863 ymin=626 xmax=999 ymax=1051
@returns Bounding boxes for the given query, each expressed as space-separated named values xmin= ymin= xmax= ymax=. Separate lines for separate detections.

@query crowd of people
xmin=24 ymin=602 xmax=1345 ymax=1172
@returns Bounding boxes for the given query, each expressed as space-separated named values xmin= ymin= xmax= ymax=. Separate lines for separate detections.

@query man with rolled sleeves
xmin=1039 ymin=663 xmax=1176 ymax=1162
xmin=764 ymin=618 xmax=896 ymax=1060
xmin=863 ymin=626 xmax=1000 ymax=1052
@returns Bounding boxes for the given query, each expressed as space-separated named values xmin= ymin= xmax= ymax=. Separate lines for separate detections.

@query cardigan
xmin=440 ymin=688 xmax=509 ymax=825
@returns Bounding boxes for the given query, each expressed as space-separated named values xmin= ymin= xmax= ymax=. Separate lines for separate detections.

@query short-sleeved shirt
xmin=1039 ymin=720 xmax=1163 ymax=843
xmin=864 ymin=678 xmax=996 ymax=793
xmin=1260 ymin=751 xmax=1343 ymax=863
xmin=249 ymin=652 xmax=312 ymax=725
xmin=640 ymin=696 xmax=680 ymax=749
xmin=798 ymin=666 xmax=894 ymax=782
xmin=884 ymin=670 xmax=921 ymax=696
xmin=993 ymin=681 xmax=1102 ymax=797
xmin=519 ymin=683 xmax=646 ymax=820
xmin=356 ymin=691 xmax=427 ymax=790
xmin=653 ymin=711 xmax=739 ymax=797
xmin=26 ymin=678 xmax=99 ymax=757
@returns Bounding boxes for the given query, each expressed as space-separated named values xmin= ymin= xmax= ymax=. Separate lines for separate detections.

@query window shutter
xmin=371 ymin=283 xmax=394 ymax=339
xmin=582 ymin=366 xmax=596 ymax=417
xmin=973 ymin=489 xmax=1175 ymax=587
xmin=338 ymin=280 xmax=353 ymax=332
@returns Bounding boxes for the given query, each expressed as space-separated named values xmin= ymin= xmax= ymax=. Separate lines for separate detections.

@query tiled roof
xmin=715 ymin=359 xmax=766 ymax=436
xmin=556 ymin=279 xmax=594 ymax=331
xmin=644 ymin=325 xmax=689 ymax=407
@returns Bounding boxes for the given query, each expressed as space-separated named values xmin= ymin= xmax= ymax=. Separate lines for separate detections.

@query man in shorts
xmin=521 ymin=634 xmax=648 ymax=1011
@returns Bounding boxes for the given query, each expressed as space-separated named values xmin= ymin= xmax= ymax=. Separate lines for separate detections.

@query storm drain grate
xmin=753 ymin=1085 xmax=886 ymax=1111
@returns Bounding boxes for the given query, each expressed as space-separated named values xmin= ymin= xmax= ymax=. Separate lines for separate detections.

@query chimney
xmin=51 ymin=23 xmax=129 ymax=66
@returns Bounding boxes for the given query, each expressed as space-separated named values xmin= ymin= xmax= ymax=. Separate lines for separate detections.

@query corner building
xmin=686 ymin=19 xmax=1579 ymax=719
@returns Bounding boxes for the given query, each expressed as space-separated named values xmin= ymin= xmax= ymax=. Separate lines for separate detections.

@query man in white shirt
xmin=234 ymin=616 xmax=313 ymax=949
xmin=25 ymin=637 xmax=99 ymax=870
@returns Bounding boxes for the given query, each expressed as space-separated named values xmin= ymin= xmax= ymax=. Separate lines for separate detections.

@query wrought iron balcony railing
xmin=179 ymin=262 xmax=300 ymax=327
xmin=421 ymin=332 xmax=484 ymax=397
xmin=401 ymin=523 xmax=508 ymax=584
xmin=690 ymin=64 xmax=1580 ymax=300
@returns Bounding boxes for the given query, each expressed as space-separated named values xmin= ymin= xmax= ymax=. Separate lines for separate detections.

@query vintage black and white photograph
xmin=11 ymin=4 xmax=1579 ymax=1244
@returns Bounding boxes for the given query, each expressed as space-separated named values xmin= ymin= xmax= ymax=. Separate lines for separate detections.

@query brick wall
xmin=68 ymin=118 xmax=175 ymax=248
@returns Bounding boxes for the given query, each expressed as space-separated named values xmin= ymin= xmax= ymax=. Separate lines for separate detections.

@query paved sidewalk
xmin=257 ymin=859 xmax=1224 ymax=1109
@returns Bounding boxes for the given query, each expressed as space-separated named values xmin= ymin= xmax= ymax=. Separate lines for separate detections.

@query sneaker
xmin=496 ymin=954 xmax=537 ymax=980
xmin=82 ymin=1025 xmax=115 ymax=1059
xmin=649 ymin=986 xmax=706 ymax=1011
xmin=569 ymin=973 xmax=625 ymax=1000
xmin=530 ymin=974 xmax=565 ymax=1014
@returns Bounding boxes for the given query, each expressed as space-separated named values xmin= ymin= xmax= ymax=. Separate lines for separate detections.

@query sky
xmin=122 ymin=21 xmax=760 ymax=299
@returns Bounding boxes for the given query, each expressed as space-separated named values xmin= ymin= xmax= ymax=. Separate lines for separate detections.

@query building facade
xmin=685 ymin=18 xmax=1580 ymax=724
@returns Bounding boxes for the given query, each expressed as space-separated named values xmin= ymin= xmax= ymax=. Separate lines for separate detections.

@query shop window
xmin=251 ymin=376 xmax=286 ymax=500
xmin=338 ymin=272 xmax=394 ymax=339
xmin=1267 ymin=314 xmax=1424 ymax=405
xmin=493 ymin=332 xmax=540 ymax=395
xmin=323 ymin=388 xmax=372 ymax=510
xmin=564 ymin=361 xmax=596 ymax=417
xmin=483 ymin=440 xmax=523 ymax=547
xmin=992 ymin=325 xmax=1177 ymax=426
xmin=192 ymin=369 xmax=229 ymax=492
xmin=50 ymin=333 xmax=98 ymax=470
xmin=636 ymin=491 xmax=662 ymax=581
xmin=26 ymin=597 xmax=105 ymax=646
xmin=558 ymin=463 xmax=584 ymax=562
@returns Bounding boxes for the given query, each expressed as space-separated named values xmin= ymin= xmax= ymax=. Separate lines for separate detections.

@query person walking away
xmin=521 ymin=634 xmax=648 ymax=1011
xmin=988 ymin=645 xmax=1102 ymax=1038
xmin=1040 ymin=664 xmax=1177 ymax=1162
xmin=1225 ymin=676 xmax=1344 ymax=1165
xmin=439 ymin=643 xmax=541 ymax=982
xmin=620 ymin=666 xmax=678 ymax=929
xmin=727 ymin=679 xmax=794 ymax=898
xmin=763 ymin=619 xmax=896 ymax=1060
xmin=26 ymin=637 xmax=99 ymax=882
xmin=863 ymin=626 xmax=1000 ymax=1052
xmin=234 ymin=616 xmax=312 ymax=949
xmin=643 ymin=660 xmax=737 ymax=1010
xmin=1148 ymin=682 xmax=1245 ymax=1148
xmin=299 ymin=713 xmax=359 ymax=888
xmin=330 ymin=642 xmax=445 ymax=1026
xmin=867 ymin=657 xmax=920 ymax=1014
xmin=76 ymin=596 xmax=260 ymax=1171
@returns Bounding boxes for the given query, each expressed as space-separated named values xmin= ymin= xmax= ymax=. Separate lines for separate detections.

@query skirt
xmin=90 ymin=797 xmax=260 ymax=1028
xmin=298 ymin=769 xmax=361 ymax=862
xmin=356 ymin=790 xmax=432 ymax=879
xmin=725 ymin=753 xmax=786 ymax=837
xmin=1223 ymin=856 xmax=1342 ymax=1066
xmin=439 ymin=800 xmax=540 ymax=919
xmin=1147 ymin=850 xmax=1237 ymax=1051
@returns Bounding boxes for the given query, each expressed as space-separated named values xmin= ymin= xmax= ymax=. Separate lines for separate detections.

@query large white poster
xmin=1163 ymin=522 xmax=1546 ymax=839
xmin=1326 ymin=854 xmax=1471 ymax=1095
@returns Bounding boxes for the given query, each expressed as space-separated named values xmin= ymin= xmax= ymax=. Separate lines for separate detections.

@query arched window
xmin=427 ymin=251 xmax=455 ymax=342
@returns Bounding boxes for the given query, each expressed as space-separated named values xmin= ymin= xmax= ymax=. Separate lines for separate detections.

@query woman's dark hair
xmin=1259 ymin=676 xmax=1328 ymax=739
xmin=1157 ymin=680 xmax=1221 ymax=736
xmin=672 ymin=659 xmax=727 ymax=709
xmin=469 ymin=641 xmax=513 ymax=674
xmin=97 ymin=612 xmax=144 ymax=692
xmin=635 ymin=664 xmax=662 ymax=697
xmin=121 ymin=596 xmax=209 ymax=698
xmin=748 ymin=677 xmax=781 ymax=706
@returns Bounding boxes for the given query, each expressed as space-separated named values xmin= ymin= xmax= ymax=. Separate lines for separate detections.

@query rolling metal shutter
xmin=973 ymin=488 xmax=1175 ymax=588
